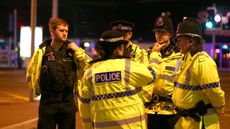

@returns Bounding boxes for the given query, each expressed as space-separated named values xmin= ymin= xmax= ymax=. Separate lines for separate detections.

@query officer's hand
xmin=67 ymin=42 xmax=79 ymax=52
xmin=152 ymin=42 xmax=167 ymax=52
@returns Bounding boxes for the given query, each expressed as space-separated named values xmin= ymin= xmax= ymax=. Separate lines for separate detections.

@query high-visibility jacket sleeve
xmin=133 ymin=46 xmax=149 ymax=65
xmin=26 ymin=50 xmax=39 ymax=80
xmin=73 ymin=47 xmax=92 ymax=76
xmin=129 ymin=42 xmax=149 ymax=65
xmin=78 ymin=69 xmax=93 ymax=129
xmin=140 ymin=51 xmax=161 ymax=102
xmin=140 ymin=83 xmax=154 ymax=103
xmin=129 ymin=61 xmax=156 ymax=102
xmin=196 ymin=57 xmax=225 ymax=114
xmin=129 ymin=61 xmax=155 ymax=87
xmin=26 ymin=49 xmax=44 ymax=95
xmin=73 ymin=48 xmax=92 ymax=113
xmin=148 ymin=51 xmax=162 ymax=80
xmin=73 ymin=47 xmax=92 ymax=63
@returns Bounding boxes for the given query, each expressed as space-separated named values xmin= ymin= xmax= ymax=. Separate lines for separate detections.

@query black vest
xmin=40 ymin=44 xmax=76 ymax=93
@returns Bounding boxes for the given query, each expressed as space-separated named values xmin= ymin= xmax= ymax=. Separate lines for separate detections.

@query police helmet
xmin=110 ymin=20 xmax=135 ymax=32
xmin=97 ymin=30 xmax=128 ymax=45
xmin=152 ymin=12 xmax=173 ymax=33
xmin=176 ymin=17 xmax=203 ymax=39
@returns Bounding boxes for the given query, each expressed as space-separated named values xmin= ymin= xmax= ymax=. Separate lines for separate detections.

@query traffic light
xmin=205 ymin=21 xmax=214 ymax=29
xmin=222 ymin=44 xmax=229 ymax=50
xmin=205 ymin=6 xmax=222 ymax=29
xmin=205 ymin=7 xmax=215 ymax=29
xmin=0 ymin=37 xmax=5 ymax=43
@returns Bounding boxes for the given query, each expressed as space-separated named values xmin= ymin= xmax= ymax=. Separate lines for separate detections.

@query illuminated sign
xmin=20 ymin=26 xmax=43 ymax=57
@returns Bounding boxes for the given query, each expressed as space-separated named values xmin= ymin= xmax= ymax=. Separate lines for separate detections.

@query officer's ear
xmin=115 ymin=45 xmax=124 ymax=56
xmin=124 ymin=31 xmax=132 ymax=40
xmin=50 ymin=30 xmax=54 ymax=36
xmin=130 ymin=31 xmax=133 ymax=36
xmin=128 ymin=31 xmax=133 ymax=38
xmin=187 ymin=39 xmax=194 ymax=49
xmin=50 ymin=30 xmax=54 ymax=34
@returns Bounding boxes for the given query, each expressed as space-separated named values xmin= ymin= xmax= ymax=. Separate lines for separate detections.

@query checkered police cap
xmin=110 ymin=20 xmax=135 ymax=32
xmin=98 ymin=30 xmax=128 ymax=44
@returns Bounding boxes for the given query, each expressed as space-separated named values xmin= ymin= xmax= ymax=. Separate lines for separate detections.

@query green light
xmin=205 ymin=21 xmax=213 ymax=29
xmin=0 ymin=38 xmax=5 ymax=43
xmin=222 ymin=44 xmax=228 ymax=49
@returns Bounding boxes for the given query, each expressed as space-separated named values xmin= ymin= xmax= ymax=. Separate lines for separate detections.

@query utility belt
xmin=153 ymin=94 xmax=172 ymax=103
xmin=175 ymin=101 xmax=213 ymax=122
xmin=145 ymin=94 xmax=172 ymax=109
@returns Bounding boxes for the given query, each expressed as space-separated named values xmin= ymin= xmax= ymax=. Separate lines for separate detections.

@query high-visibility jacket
xmin=26 ymin=41 xmax=92 ymax=96
xmin=127 ymin=41 xmax=153 ymax=103
xmin=146 ymin=50 xmax=183 ymax=114
xmin=128 ymin=41 xmax=148 ymax=65
xmin=172 ymin=52 xmax=225 ymax=129
xmin=78 ymin=58 xmax=155 ymax=129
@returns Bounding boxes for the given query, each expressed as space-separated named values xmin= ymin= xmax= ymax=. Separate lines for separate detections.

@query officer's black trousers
xmin=37 ymin=94 xmax=76 ymax=129
xmin=147 ymin=114 xmax=180 ymax=129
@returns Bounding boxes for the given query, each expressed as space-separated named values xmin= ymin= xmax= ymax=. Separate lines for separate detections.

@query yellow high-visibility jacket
xmin=128 ymin=41 xmax=148 ymax=65
xmin=78 ymin=58 xmax=155 ymax=129
xmin=146 ymin=50 xmax=183 ymax=114
xmin=172 ymin=52 xmax=225 ymax=129
xmin=26 ymin=41 xmax=92 ymax=96
xmin=127 ymin=41 xmax=153 ymax=103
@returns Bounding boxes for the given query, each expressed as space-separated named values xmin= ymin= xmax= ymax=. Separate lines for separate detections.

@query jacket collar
xmin=39 ymin=39 xmax=52 ymax=48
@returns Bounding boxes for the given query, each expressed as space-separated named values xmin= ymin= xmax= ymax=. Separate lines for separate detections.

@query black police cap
xmin=152 ymin=12 xmax=173 ymax=32
xmin=110 ymin=20 xmax=135 ymax=32
xmin=176 ymin=17 xmax=203 ymax=38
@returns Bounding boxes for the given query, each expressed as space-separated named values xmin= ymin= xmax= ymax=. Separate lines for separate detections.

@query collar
xmin=183 ymin=52 xmax=192 ymax=62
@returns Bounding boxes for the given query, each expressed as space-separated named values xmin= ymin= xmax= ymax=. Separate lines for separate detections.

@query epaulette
xmin=132 ymin=42 xmax=144 ymax=51
xmin=198 ymin=55 xmax=206 ymax=62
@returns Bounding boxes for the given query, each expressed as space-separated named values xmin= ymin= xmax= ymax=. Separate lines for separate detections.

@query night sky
xmin=0 ymin=0 xmax=230 ymax=42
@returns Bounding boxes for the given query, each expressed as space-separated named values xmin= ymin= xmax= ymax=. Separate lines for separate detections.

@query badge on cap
xmin=156 ymin=17 xmax=164 ymax=27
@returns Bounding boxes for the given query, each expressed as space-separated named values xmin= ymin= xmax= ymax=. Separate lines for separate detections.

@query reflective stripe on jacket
xmin=172 ymin=52 xmax=225 ymax=129
xmin=78 ymin=58 xmax=155 ymax=129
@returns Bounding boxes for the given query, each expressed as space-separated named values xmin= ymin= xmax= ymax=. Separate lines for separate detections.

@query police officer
xmin=78 ymin=30 xmax=156 ymax=129
xmin=110 ymin=20 xmax=148 ymax=65
xmin=146 ymin=12 xmax=183 ymax=129
xmin=26 ymin=18 xmax=92 ymax=129
xmin=173 ymin=17 xmax=225 ymax=129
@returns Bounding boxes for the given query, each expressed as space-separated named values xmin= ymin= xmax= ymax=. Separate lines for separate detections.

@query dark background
xmin=0 ymin=0 xmax=230 ymax=42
